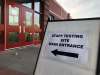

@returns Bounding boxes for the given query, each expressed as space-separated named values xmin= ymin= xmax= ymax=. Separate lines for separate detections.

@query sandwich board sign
xmin=33 ymin=18 xmax=100 ymax=75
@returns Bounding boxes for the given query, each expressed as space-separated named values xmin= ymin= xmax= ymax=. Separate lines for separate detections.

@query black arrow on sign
xmin=51 ymin=49 xmax=79 ymax=58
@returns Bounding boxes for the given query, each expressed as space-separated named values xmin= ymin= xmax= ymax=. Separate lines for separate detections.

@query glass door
xmin=6 ymin=3 xmax=34 ymax=48
xmin=6 ymin=3 xmax=24 ymax=48
xmin=21 ymin=6 xmax=34 ymax=45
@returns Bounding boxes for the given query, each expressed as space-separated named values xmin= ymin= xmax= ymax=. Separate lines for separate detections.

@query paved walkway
xmin=0 ymin=45 xmax=40 ymax=75
xmin=0 ymin=67 xmax=27 ymax=75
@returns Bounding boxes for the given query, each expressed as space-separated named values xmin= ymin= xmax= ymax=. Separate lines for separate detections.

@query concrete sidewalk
xmin=0 ymin=45 xmax=40 ymax=75
xmin=0 ymin=66 xmax=27 ymax=75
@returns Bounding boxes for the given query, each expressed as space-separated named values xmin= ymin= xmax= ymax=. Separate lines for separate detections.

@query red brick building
xmin=49 ymin=0 xmax=70 ymax=20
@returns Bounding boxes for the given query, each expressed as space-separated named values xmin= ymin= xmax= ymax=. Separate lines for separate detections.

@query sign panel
xmin=46 ymin=32 xmax=88 ymax=64
xmin=34 ymin=18 xmax=100 ymax=75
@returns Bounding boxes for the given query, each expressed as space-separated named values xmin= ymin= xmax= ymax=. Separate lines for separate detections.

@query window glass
xmin=34 ymin=2 xmax=40 ymax=27
xmin=34 ymin=13 xmax=40 ymax=27
xmin=34 ymin=2 xmax=40 ymax=40
xmin=9 ymin=16 xmax=13 ymax=25
xmin=35 ymin=2 xmax=40 ymax=12
xmin=14 ymin=16 xmax=19 ymax=24
xmin=22 ymin=3 xmax=32 ymax=8
xmin=25 ymin=12 xmax=32 ymax=26
xmin=9 ymin=5 xmax=19 ymax=25
xmin=48 ymin=14 xmax=55 ymax=21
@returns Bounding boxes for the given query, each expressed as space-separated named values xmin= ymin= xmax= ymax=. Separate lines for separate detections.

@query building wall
xmin=40 ymin=0 xmax=71 ymax=41
xmin=49 ymin=0 xmax=69 ymax=19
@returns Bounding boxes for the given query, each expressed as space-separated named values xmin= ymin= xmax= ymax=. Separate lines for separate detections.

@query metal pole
xmin=4 ymin=0 xmax=7 ymax=50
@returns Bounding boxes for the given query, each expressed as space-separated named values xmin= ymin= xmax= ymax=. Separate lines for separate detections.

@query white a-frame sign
xmin=33 ymin=18 xmax=100 ymax=75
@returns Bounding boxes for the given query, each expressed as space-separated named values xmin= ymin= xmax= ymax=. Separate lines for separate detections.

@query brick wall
xmin=49 ymin=0 xmax=70 ymax=19
xmin=40 ymin=0 xmax=71 ymax=41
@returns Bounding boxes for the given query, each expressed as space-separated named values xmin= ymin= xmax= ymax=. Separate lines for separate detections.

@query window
xmin=48 ymin=14 xmax=55 ymax=21
xmin=34 ymin=2 xmax=40 ymax=27
xmin=34 ymin=2 xmax=41 ymax=40
xmin=9 ymin=5 xmax=19 ymax=25
xmin=34 ymin=13 xmax=40 ymax=27
xmin=25 ymin=12 xmax=32 ymax=26
xmin=22 ymin=3 xmax=32 ymax=8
